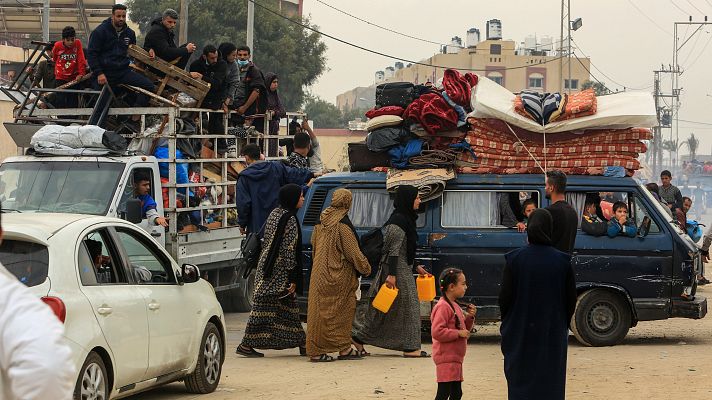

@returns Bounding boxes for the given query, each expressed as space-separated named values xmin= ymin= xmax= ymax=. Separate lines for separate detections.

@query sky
xmin=300 ymin=0 xmax=712 ymax=155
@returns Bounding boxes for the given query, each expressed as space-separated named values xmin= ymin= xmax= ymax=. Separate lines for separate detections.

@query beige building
xmin=337 ymin=39 xmax=591 ymax=110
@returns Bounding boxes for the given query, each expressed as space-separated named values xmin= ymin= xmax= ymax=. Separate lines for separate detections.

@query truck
xmin=0 ymin=104 xmax=295 ymax=311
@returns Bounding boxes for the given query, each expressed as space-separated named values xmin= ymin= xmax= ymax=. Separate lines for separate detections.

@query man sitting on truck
xmin=189 ymin=45 xmax=228 ymax=137
xmin=236 ymin=144 xmax=314 ymax=235
xmin=134 ymin=172 xmax=168 ymax=227
xmin=143 ymin=9 xmax=196 ymax=70
xmin=581 ymin=194 xmax=607 ymax=237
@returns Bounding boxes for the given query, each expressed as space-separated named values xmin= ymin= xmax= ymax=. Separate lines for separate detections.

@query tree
xmin=581 ymin=80 xmax=610 ymax=96
xmin=683 ymin=133 xmax=699 ymax=161
xmin=303 ymin=95 xmax=341 ymax=128
xmin=339 ymin=105 xmax=368 ymax=127
xmin=662 ymin=139 xmax=684 ymax=167
xmin=125 ymin=0 xmax=327 ymax=110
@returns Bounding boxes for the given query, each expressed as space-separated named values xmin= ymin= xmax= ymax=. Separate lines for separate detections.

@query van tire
xmin=572 ymin=289 xmax=631 ymax=347
xmin=219 ymin=271 xmax=255 ymax=312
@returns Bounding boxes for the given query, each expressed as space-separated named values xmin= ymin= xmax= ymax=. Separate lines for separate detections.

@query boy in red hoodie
xmin=52 ymin=26 xmax=86 ymax=108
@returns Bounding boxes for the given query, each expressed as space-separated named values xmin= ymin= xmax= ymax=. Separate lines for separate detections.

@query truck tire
xmin=219 ymin=270 xmax=255 ymax=312
xmin=571 ymin=289 xmax=631 ymax=347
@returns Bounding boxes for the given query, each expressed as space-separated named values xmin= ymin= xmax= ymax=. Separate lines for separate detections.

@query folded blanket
xmin=404 ymin=93 xmax=459 ymax=135
xmin=443 ymin=69 xmax=478 ymax=110
xmin=557 ymin=89 xmax=597 ymax=121
xmin=386 ymin=167 xmax=456 ymax=202
xmin=365 ymin=105 xmax=406 ymax=119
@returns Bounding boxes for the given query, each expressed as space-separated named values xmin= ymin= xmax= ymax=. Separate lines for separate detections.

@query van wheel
xmin=218 ymin=270 xmax=255 ymax=312
xmin=185 ymin=322 xmax=223 ymax=394
xmin=571 ymin=289 xmax=631 ymax=347
xmin=74 ymin=351 xmax=109 ymax=400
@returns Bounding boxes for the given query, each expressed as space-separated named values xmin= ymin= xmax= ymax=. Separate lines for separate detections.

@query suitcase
xmin=376 ymin=82 xmax=416 ymax=108
xmin=348 ymin=141 xmax=392 ymax=172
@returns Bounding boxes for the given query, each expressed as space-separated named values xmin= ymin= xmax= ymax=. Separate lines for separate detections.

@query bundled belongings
xmin=404 ymin=93 xmax=459 ymax=135
xmin=442 ymin=69 xmax=478 ymax=111
xmin=386 ymin=167 xmax=455 ymax=202
xmin=376 ymin=82 xmax=416 ymax=108
xmin=514 ymin=89 xmax=597 ymax=124
xmin=365 ymin=105 xmax=405 ymax=119
xmin=366 ymin=126 xmax=411 ymax=152
xmin=348 ymin=141 xmax=392 ymax=172
xmin=30 ymin=125 xmax=127 ymax=156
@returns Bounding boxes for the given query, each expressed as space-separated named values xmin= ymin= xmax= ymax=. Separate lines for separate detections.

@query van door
xmin=567 ymin=188 xmax=673 ymax=321
xmin=430 ymin=188 xmax=539 ymax=321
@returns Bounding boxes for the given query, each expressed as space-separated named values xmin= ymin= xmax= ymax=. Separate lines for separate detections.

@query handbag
xmin=240 ymin=222 xmax=267 ymax=279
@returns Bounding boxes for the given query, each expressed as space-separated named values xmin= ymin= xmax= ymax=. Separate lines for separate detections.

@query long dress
xmin=241 ymin=208 xmax=306 ymax=350
xmin=352 ymin=225 xmax=421 ymax=352
xmin=306 ymin=218 xmax=371 ymax=356
xmin=499 ymin=244 xmax=577 ymax=400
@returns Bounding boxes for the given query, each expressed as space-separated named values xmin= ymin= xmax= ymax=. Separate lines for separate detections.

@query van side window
xmin=632 ymin=196 xmax=661 ymax=234
xmin=347 ymin=189 xmax=425 ymax=228
xmin=441 ymin=191 xmax=538 ymax=228
xmin=566 ymin=191 xmax=632 ymax=229
xmin=118 ymin=167 xmax=156 ymax=217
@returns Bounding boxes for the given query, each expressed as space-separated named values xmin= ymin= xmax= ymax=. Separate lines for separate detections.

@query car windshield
xmin=0 ymin=240 xmax=49 ymax=287
xmin=0 ymin=161 xmax=123 ymax=215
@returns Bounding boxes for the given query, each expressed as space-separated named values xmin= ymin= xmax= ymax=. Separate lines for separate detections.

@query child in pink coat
xmin=431 ymin=268 xmax=476 ymax=400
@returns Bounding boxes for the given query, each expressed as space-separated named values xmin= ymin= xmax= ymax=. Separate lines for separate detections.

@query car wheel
xmin=219 ymin=270 xmax=255 ymax=312
xmin=571 ymin=289 xmax=632 ymax=347
xmin=74 ymin=351 xmax=109 ymax=400
xmin=185 ymin=322 xmax=223 ymax=394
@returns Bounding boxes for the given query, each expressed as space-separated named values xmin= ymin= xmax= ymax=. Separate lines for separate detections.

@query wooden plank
xmin=128 ymin=45 xmax=209 ymax=90
xmin=120 ymin=84 xmax=178 ymax=107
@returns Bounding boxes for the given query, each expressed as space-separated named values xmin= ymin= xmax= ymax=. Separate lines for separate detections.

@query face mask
xmin=237 ymin=60 xmax=249 ymax=68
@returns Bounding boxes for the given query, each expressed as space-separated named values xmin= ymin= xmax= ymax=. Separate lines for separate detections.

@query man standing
xmin=301 ymin=116 xmax=325 ymax=174
xmin=544 ymin=170 xmax=578 ymax=254
xmin=233 ymin=46 xmax=266 ymax=130
xmin=189 ymin=45 xmax=228 ymax=135
xmin=52 ymin=26 xmax=86 ymax=109
xmin=87 ymin=4 xmax=156 ymax=110
xmin=143 ymin=9 xmax=196 ymax=69
xmin=0 ymin=204 xmax=75 ymax=399
xmin=659 ymin=170 xmax=683 ymax=213
xmin=31 ymin=43 xmax=56 ymax=89
xmin=236 ymin=144 xmax=313 ymax=235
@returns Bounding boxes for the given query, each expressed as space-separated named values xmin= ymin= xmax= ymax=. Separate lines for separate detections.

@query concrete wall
xmin=314 ymin=129 xmax=368 ymax=171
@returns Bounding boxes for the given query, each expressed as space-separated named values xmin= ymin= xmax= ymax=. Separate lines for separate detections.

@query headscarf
xmin=385 ymin=185 xmax=419 ymax=264
xmin=262 ymin=184 xmax=304 ymax=293
xmin=218 ymin=42 xmax=237 ymax=62
xmin=527 ymin=208 xmax=553 ymax=246
xmin=320 ymin=189 xmax=352 ymax=227
xmin=264 ymin=72 xmax=284 ymax=114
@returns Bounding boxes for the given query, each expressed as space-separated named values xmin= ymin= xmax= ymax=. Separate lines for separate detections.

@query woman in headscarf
xmin=351 ymin=185 xmax=430 ymax=358
xmin=306 ymin=189 xmax=371 ymax=362
xmin=498 ymin=208 xmax=577 ymax=400
xmin=236 ymin=184 xmax=307 ymax=358
xmin=261 ymin=72 xmax=285 ymax=157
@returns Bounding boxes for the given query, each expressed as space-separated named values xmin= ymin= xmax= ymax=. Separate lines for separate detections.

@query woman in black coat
xmin=499 ymin=208 xmax=577 ymax=400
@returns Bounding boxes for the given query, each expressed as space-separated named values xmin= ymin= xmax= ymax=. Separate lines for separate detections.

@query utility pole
xmin=179 ymin=0 xmax=189 ymax=45
xmin=653 ymin=67 xmax=679 ymax=173
xmin=42 ymin=0 xmax=49 ymax=41
xmin=247 ymin=0 xmax=255 ymax=58
xmin=567 ymin=0 xmax=571 ymax=94
xmin=559 ymin=0 xmax=565 ymax=92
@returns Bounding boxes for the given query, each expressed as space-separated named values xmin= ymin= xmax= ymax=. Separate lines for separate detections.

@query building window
xmin=564 ymin=79 xmax=579 ymax=90
xmin=490 ymin=44 xmax=502 ymax=55
xmin=528 ymin=73 xmax=544 ymax=89
xmin=487 ymin=71 xmax=504 ymax=86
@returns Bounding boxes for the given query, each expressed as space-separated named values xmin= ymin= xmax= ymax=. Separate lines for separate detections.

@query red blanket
xmin=404 ymin=93 xmax=459 ymax=135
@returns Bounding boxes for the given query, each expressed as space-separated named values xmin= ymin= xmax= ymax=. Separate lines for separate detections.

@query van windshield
xmin=0 ymin=161 xmax=123 ymax=215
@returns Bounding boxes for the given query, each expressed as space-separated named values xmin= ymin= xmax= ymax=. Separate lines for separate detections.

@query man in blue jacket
xmin=87 ymin=4 xmax=155 ymax=110
xmin=236 ymin=144 xmax=314 ymax=235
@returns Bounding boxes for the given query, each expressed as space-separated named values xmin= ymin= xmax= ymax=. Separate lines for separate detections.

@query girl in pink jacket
xmin=431 ymin=268 xmax=476 ymax=400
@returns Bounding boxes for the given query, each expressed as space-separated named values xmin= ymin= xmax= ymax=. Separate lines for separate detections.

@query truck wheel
xmin=219 ymin=270 xmax=255 ymax=312
xmin=571 ymin=289 xmax=631 ymax=347
xmin=184 ymin=322 xmax=223 ymax=394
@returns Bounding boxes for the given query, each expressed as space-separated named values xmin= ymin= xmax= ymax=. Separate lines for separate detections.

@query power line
xmin=706 ymin=0 xmax=712 ymax=10
xmin=571 ymin=51 xmax=614 ymax=94
xmin=679 ymin=119 xmax=712 ymax=126
xmin=571 ymin=37 xmax=653 ymax=90
xmin=626 ymin=0 xmax=673 ymax=36
xmin=670 ymin=0 xmax=692 ymax=15
xmin=250 ymin=0 xmax=566 ymax=72
xmin=681 ymin=30 xmax=712 ymax=71
xmin=684 ymin=0 xmax=705 ymax=15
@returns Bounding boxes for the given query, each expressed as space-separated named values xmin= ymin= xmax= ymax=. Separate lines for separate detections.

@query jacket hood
xmin=150 ymin=16 xmax=163 ymax=26
xmin=240 ymin=161 xmax=275 ymax=180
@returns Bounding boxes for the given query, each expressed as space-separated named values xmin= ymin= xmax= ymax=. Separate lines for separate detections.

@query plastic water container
xmin=372 ymin=284 xmax=399 ymax=313
xmin=417 ymin=274 xmax=436 ymax=302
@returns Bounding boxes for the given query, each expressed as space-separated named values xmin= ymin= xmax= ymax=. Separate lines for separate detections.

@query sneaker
xmin=225 ymin=145 xmax=238 ymax=158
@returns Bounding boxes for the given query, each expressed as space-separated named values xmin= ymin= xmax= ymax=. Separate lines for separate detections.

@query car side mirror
xmin=181 ymin=264 xmax=200 ymax=284
xmin=125 ymin=198 xmax=143 ymax=224
xmin=638 ymin=216 xmax=651 ymax=237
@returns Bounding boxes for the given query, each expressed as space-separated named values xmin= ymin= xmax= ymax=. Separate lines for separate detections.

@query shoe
xmin=225 ymin=145 xmax=238 ymax=158
xmin=299 ymin=346 xmax=307 ymax=356
xmin=236 ymin=345 xmax=264 ymax=358
xmin=699 ymin=277 xmax=710 ymax=285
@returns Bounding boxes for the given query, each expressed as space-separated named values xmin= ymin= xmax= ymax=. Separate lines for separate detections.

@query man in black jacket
xmin=581 ymin=194 xmax=607 ymax=236
xmin=189 ymin=45 xmax=228 ymax=135
xmin=143 ymin=9 xmax=196 ymax=70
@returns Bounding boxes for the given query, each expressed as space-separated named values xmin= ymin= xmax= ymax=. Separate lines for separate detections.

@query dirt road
xmin=130 ymin=285 xmax=712 ymax=400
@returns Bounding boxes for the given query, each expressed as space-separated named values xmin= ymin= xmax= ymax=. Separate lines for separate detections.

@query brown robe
xmin=306 ymin=189 xmax=371 ymax=356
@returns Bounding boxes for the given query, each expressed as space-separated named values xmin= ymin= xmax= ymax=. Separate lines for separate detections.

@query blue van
xmin=298 ymin=172 xmax=707 ymax=346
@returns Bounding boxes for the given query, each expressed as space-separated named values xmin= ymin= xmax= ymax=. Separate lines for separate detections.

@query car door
xmin=111 ymin=225 xmax=195 ymax=378
xmin=430 ymin=187 xmax=539 ymax=321
xmin=77 ymin=228 xmax=149 ymax=387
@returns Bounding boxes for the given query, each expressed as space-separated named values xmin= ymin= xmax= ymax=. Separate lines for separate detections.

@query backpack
xmin=686 ymin=219 xmax=704 ymax=242
xmin=360 ymin=226 xmax=386 ymax=272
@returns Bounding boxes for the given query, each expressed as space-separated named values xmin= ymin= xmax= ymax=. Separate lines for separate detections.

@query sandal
xmin=236 ymin=345 xmax=264 ymax=358
xmin=403 ymin=350 xmax=431 ymax=358
xmin=299 ymin=346 xmax=307 ymax=356
xmin=337 ymin=348 xmax=363 ymax=361
xmin=309 ymin=354 xmax=335 ymax=363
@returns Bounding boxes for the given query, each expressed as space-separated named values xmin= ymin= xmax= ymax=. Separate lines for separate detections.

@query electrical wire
xmin=680 ymin=27 xmax=703 ymax=65
xmin=669 ymin=0 xmax=692 ymax=15
xmin=571 ymin=51 xmax=614 ymax=94
xmin=706 ymin=0 xmax=712 ymax=10
xmin=681 ymin=30 xmax=712 ymax=71
xmin=250 ymin=0 xmax=565 ymax=72
xmin=679 ymin=119 xmax=712 ymax=126
xmin=626 ymin=0 xmax=673 ymax=36
xmin=570 ymin=38 xmax=654 ymax=90
xmin=684 ymin=0 xmax=705 ymax=15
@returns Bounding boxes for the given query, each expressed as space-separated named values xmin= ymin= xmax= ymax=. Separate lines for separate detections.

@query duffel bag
xmin=376 ymin=82 xmax=416 ymax=108
xmin=348 ymin=141 xmax=392 ymax=172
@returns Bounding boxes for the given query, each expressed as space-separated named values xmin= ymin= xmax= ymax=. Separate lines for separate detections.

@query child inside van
xmin=607 ymin=201 xmax=637 ymax=238
xmin=431 ymin=268 xmax=476 ymax=400
xmin=516 ymin=199 xmax=537 ymax=232
xmin=582 ymin=194 xmax=607 ymax=237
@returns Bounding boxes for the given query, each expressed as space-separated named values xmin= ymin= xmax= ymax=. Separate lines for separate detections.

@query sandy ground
xmin=127 ymin=284 xmax=712 ymax=400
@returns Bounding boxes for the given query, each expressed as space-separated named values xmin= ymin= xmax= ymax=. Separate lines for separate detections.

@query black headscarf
xmin=264 ymin=72 xmax=283 ymax=111
xmin=218 ymin=42 xmax=237 ymax=62
xmin=385 ymin=185 xmax=419 ymax=265
xmin=527 ymin=208 xmax=553 ymax=246
xmin=262 ymin=184 xmax=304 ymax=294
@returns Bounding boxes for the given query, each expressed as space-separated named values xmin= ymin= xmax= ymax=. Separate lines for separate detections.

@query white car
xmin=0 ymin=213 xmax=226 ymax=399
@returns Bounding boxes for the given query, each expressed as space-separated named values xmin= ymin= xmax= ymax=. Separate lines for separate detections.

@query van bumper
xmin=671 ymin=296 xmax=707 ymax=319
